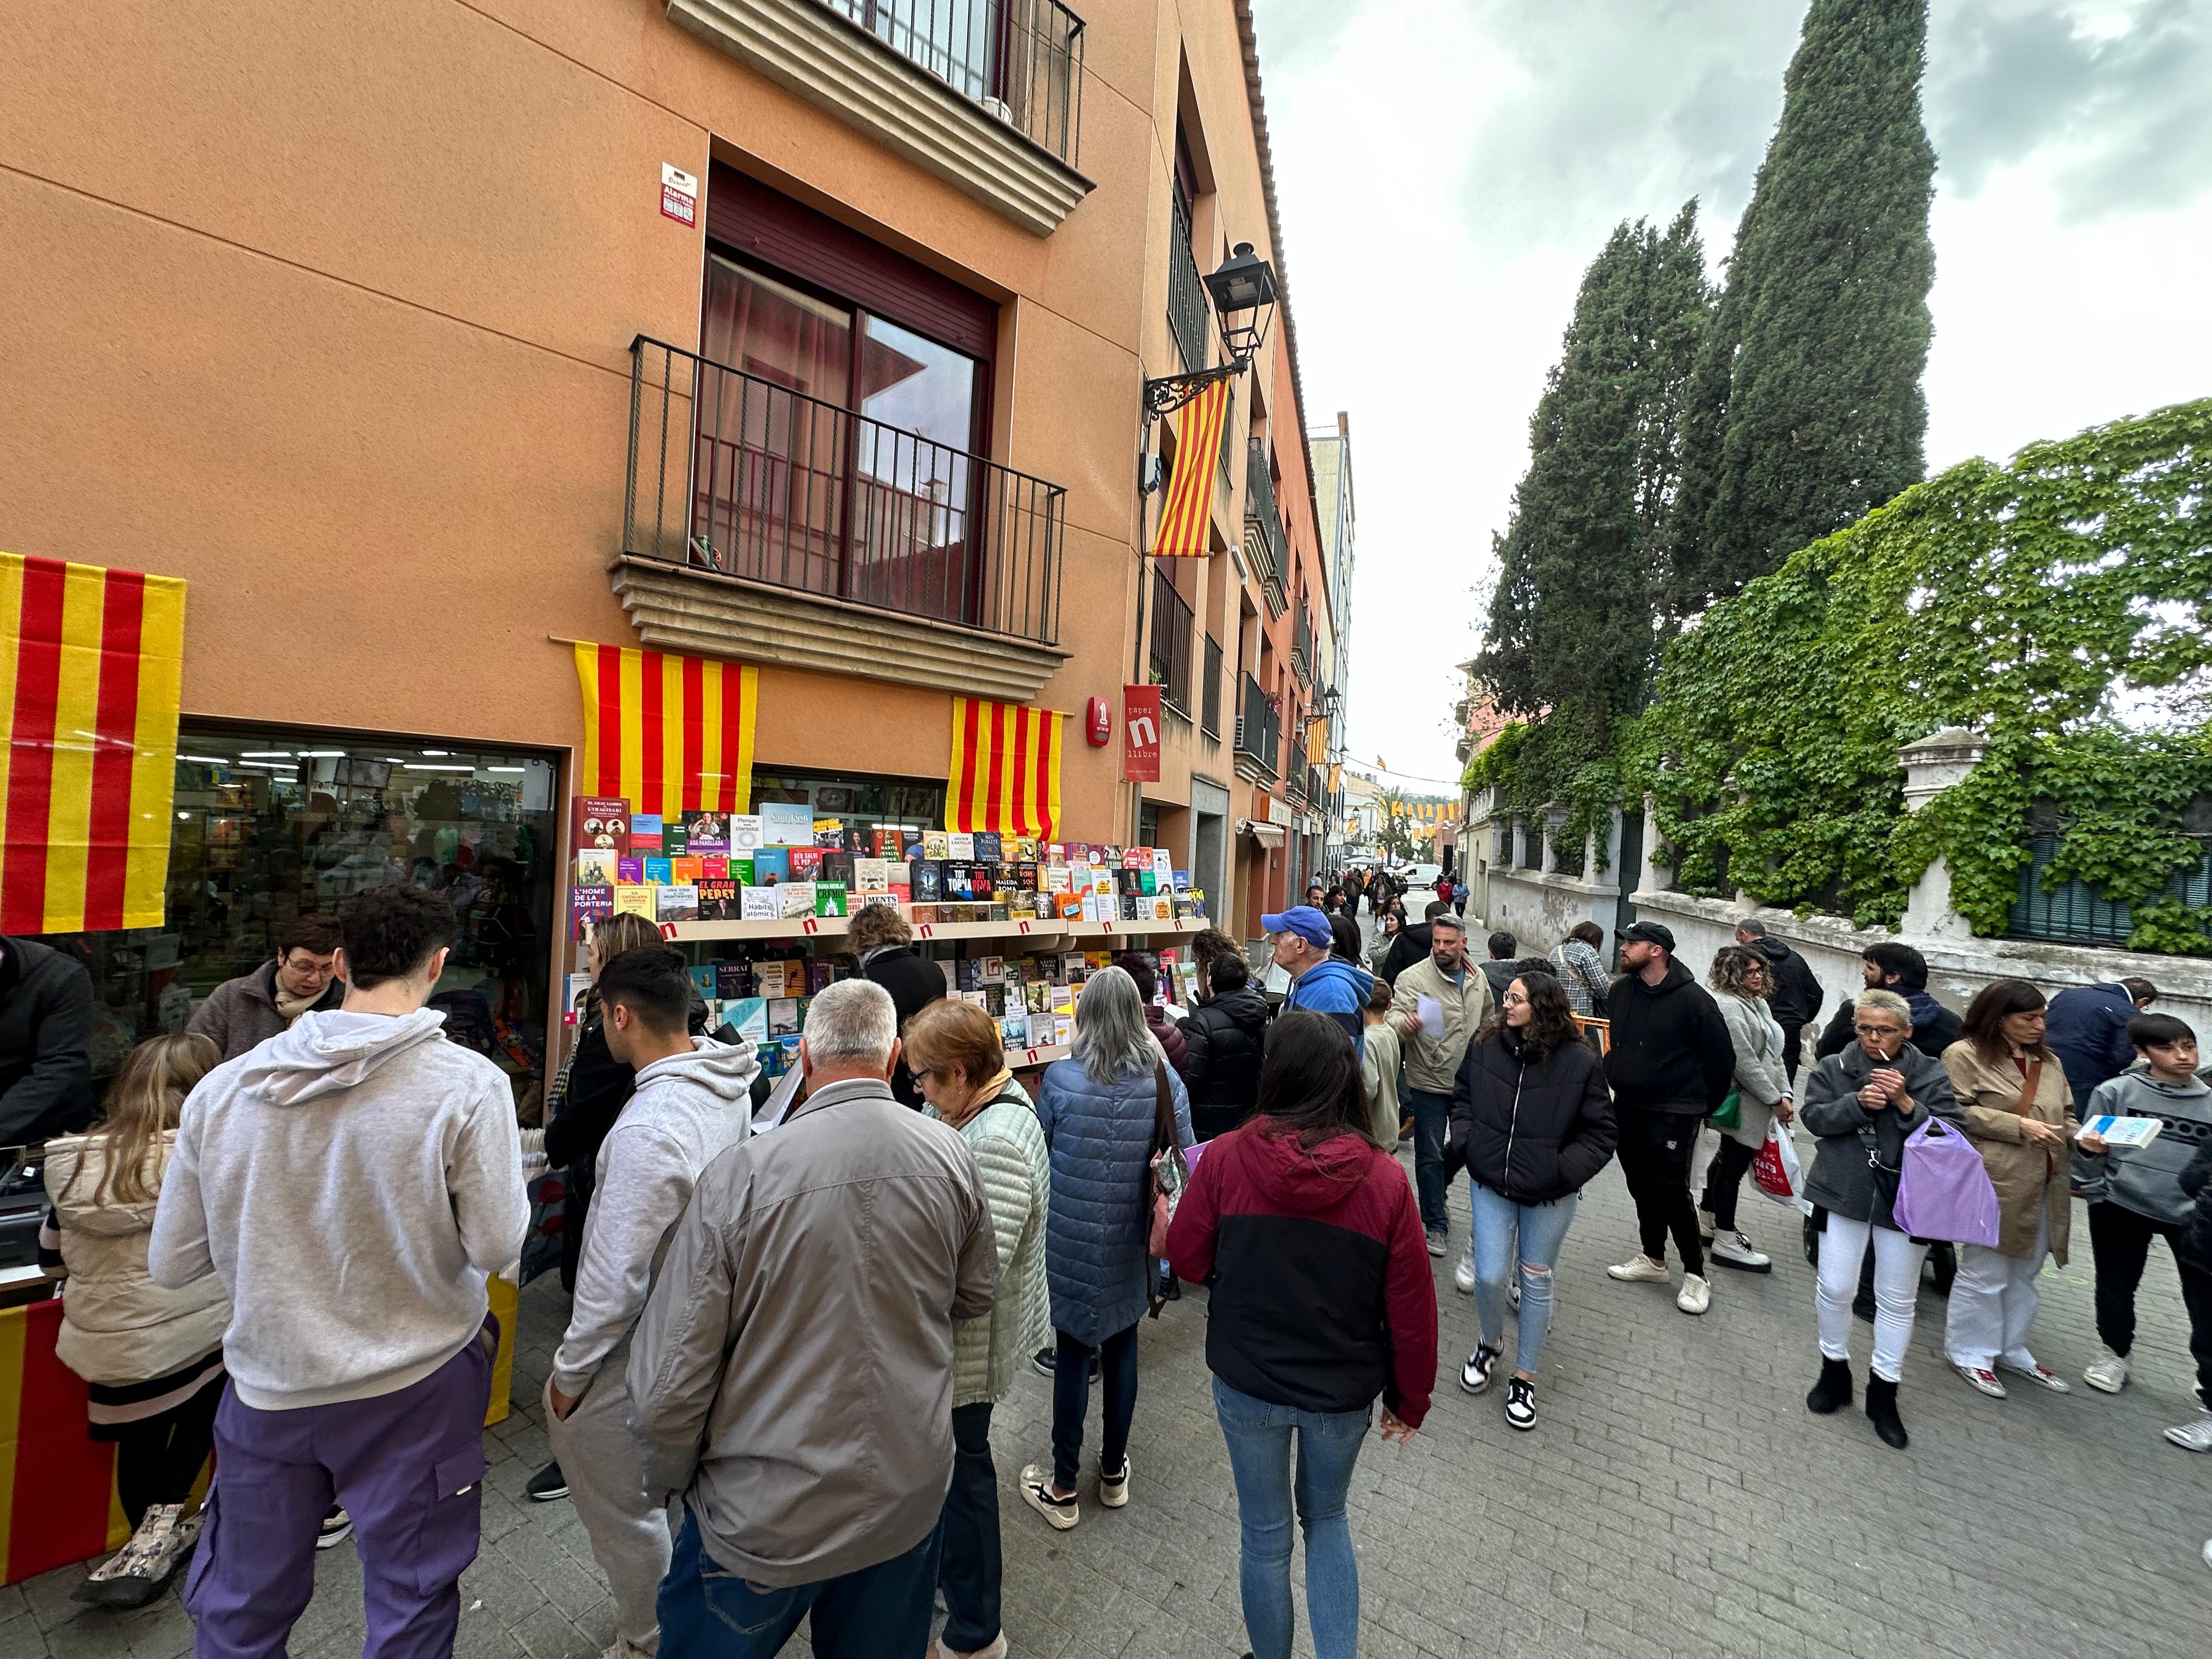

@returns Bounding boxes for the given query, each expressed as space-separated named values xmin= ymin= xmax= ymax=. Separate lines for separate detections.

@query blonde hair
xmin=592 ymin=911 xmax=664 ymax=963
xmin=75 ymin=1032 xmax=219 ymax=1206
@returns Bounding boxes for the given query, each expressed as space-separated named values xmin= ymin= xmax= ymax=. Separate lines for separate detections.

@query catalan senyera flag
xmin=946 ymin=697 xmax=1063 ymax=839
xmin=572 ymin=643 xmax=759 ymax=815
xmin=1148 ymin=378 xmax=1233 ymax=557
xmin=0 ymin=553 xmax=186 ymax=935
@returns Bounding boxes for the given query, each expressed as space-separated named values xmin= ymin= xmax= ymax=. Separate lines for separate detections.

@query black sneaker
xmin=1031 ymin=1347 xmax=1058 ymax=1378
xmin=316 ymin=1506 xmax=353 ymax=1550
xmin=526 ymin=1460 xmax=570 ymax=1503
xmin=1459 ymin=1342 xmax=1503 ymax=1396
xmin=1504 ymin=1376 xmax=1537 ymax=1431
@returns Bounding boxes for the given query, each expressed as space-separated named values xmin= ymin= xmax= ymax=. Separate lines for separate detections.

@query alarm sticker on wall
xmin=661 ymin=163 xmax=698 ymax=226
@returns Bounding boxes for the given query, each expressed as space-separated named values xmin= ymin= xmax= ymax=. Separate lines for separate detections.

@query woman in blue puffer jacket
xmin=1019 ymin=967 xmax=1193 ymax=1533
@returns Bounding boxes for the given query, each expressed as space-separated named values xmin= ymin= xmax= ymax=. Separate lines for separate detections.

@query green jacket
xmin=933 ymin=1079 xmax=1051 ymax=1407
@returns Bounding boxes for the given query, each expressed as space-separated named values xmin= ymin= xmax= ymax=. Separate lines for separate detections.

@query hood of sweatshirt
xmin=1624 ymin=957 xmax=1697 ymax=999
xmin=1235 ymin=1124 xmax=1378 ymax=1213
xmin=1298 ymin=956 xmax=1375 ymax=1006
xmin=633 ymin=1036 xmax=761 ymax=1103
xmin=1905 ymin=989 xmax=1944 ymax=1030
xmin=1199 ymin=984 xmax=1273 ymax=1031
xmin=235 ymin=1008 xmax=452 ymax=1105
xmin=2108 ymin=1060 xmax=2211 ymax=1104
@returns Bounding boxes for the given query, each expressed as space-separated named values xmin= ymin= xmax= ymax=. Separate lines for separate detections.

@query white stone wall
xmin=1485 ymin=866 xmax=1620 ymax=959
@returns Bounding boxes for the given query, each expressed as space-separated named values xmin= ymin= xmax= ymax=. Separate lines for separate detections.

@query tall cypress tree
xmin=1668 ymin=0 xmax=1936 ymax=612
xmin=1478 ymin=207 xmax=1712 ymax=751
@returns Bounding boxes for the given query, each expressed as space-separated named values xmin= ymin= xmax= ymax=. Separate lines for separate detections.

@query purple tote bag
xmin=1891 ymin=1116 xmax=2001 ymax=1245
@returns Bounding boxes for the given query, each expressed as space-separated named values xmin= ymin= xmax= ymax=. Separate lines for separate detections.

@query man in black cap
xmin=1601 ymin=921 xmax=1735 ymax=1316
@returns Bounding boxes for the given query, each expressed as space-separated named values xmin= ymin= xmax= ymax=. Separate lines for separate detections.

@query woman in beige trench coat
xmin=1942 ymin=979 xmax=2078 ymax=1399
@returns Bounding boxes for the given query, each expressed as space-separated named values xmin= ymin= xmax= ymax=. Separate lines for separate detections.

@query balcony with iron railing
xmin=1291 ymin=605 xmax=1313 ymax=686
xmin=669 ymin=0 xmax=1092 ymax=235
xmin=1200 ymin=634 xmax=1223 ymax=741
xmin=613 ymin=335 xmax=1071 ymax=698
xmin=1168 ymin=196 xmax=1210 ymax=373
xmin=1148 ymin=564 xmax=1194 ymax=718
xmin=1234 ymin=672 xmax=1277 ymax=780
xmin=1242 ymin=440 xmax=1289 ymax=616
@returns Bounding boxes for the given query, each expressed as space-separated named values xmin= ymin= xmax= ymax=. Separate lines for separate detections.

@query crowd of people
xmin=21 ymin=871 xmax=2212 ymax=1659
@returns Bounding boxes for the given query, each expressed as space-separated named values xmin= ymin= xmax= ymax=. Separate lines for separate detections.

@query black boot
xmin=1805 ymin=1357 xmax=1854 ymax=1415
xmin=1865 ymin=1376 xmax=1909 ymax=1449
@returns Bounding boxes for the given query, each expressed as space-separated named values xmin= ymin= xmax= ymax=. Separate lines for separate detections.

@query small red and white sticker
xmin=661 ymin=163 xmax=698 ymax=227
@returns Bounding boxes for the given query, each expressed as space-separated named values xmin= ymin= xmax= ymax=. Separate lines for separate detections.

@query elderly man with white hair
xmin=627 ymin=978 xmax=1000 ymax=1659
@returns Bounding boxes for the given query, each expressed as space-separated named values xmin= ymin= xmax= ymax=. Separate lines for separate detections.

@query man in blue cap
xmin=1263 ymin=905 xmax=1373 ymax=1058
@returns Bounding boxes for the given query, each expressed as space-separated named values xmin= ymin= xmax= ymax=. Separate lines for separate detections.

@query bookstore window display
xmin=29 ymin=727 xmax=559 ymax=1115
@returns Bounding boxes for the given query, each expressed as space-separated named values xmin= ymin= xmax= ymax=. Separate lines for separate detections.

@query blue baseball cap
xmin=1261 ymin=906 xmax=1331 ymax=948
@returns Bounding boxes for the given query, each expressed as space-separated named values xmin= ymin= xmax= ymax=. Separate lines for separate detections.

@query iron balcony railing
xmin=1308 ymin=764 xmax=1324 ymax=808
xmin=1200 ymin=634 xmax=1223 ymax=740
xmin=822 ymin=0 xmax=1086 ymax=167
xmin=1291 ymin=605 xmax=1313 ymax=685
xmin=624 ymin=336 xmax=1064 ymax=646
xmin=1234 ymin=673 xmax=1278 ymax=780
xmin=1168 ymin=196 xmax=1210 ymax=373
xmin=1148 ymin=564 xmax=1193 ymax=716
xmin=1243 ymin=440 xmax=1288 ymax=614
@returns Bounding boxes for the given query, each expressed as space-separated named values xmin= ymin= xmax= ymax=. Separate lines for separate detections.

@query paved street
xmin=9 ymin=917 xmax=2210 ymax=1658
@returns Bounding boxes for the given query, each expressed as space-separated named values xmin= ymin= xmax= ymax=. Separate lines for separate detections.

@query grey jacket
xmin=550 ymin=1037 xmax=758 ymax=1396
xmin=187 ymin=960 xmax=343 ymax=1062
xmin=626 ymin=1075 xmax=997 ymax=1588
xmin=1799 ymin=1040 xmax=1964 ymax=1230
xmin=1717 ymin=992 xmax=1789 ymax=1150
xmin=2074 ymin=1065 xmax=2212 ymax=1228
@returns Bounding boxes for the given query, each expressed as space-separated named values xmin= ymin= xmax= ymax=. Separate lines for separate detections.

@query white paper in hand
xmin=2080 ymin=1114 xmax=2163 ymax=1148
xmin=1416 ymin=995 xmax=1445 ymax=1040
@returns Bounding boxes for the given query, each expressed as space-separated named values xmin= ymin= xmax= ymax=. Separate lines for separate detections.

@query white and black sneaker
xmin=317 ymin=1506 xmax=353 ymax=1550
xmin=1459 ymin=1342 xmax=1504 ymax=1396
xmin=1709 ymin=1231 xmax=1771 ymax=1273
xmin=1503 ymin=1376 xmax=1537 ymax=1431
xmin=526 ymin=1461 xmax=570 ymax=1503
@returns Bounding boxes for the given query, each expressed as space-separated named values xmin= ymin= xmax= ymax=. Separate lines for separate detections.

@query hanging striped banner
xmin=1147 ymin=378 xmax=1233 ymax=557
xmin=946 ymin=697 xmax=1063 ymax=839
xmin=571 ymin=643 xmax=759 ymax=815
xmin=0 ymin=553 xmax=186 ymax=935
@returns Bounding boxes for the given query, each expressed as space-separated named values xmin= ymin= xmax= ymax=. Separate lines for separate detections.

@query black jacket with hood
xmin=1178 ymin=984 xmax=1271 ymax=1121
xmin=1376 ymin=922 xmax=1434 ymax=986
xmin=1448 ymin=1025 xmax=1617 ymax=1205
xmin=1602 ymin=957 xmax=1735 ymax=1117
xmin=1815 ymin=988 xmax=1962 ymax=1063
xmin=0 ymin=936 xmax=93 ymax=1148
xmin=1747 ymin=936 xmax=1825 ymax=1030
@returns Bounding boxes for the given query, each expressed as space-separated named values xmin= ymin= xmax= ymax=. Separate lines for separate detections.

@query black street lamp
xmin=1143 ymin=241 xmax=1280 ymax=419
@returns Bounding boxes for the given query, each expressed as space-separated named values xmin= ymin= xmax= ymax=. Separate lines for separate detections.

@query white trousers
xmin=1945 ymin=1210 xmax=2050 ymax=1370
xmin=1816 ymin=1214 xmax=1928 ymax=1383
xmin=544 ymin=1351 xmax=671 ymax=1653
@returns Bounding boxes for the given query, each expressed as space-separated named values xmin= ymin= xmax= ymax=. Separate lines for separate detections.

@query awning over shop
xmin=1239 ymin=818 xmax=1285 ymax=847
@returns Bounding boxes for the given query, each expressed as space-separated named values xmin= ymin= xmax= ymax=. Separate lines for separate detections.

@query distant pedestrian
xmin=1366 ymin=909 xmax=1403 ymax=977
xmin=1377 ymin=899 xmax=1447 ymax=986
xmin=1699 ymin=946 xmax=1792 ymax=1275
xmin=1448 ymin=974 xmax=1614 ymax=1430
xmin=544 ymin=945 xmax=756 ymax=1659
xmin=1166 ymin=1012 xmax=1433 ymax=1659
xmin=2046 ymin=977 xmax=2160 ymax=1116
xmin=1357 ymin=977 xmax=1404 ymax=1149
xmin=2073 ymin=1013 xmax=2212 ymax=1449
xmin=1731 ymin=917 xmax=1823 ymax=1080
xmin=1179 ymin=952 xmax=1271 ymax=1141
xmin=905 ymin=1000 xmax=1051 ymax=1659
xmin=1477 ymin=932 xmax=1519 ymax=1006
xmin=1799 ymin=990 xmax=1965 ymax=1450
xmin=1814 ymin=943 xmax=1961 ymax=1062
xmin=1942 ymin=980 xmax=2076 ymax=1400
xmin=629 ymin=979 xmax=997 ymax=1658
xmin=1388 ymin=913 xmax=1493 ymax=1259
xmin=152 ymin=884 xmax=526 ymax=1659
xmin=1601 ymin=921 xmax=1734 ymax=1314
xmin=850 ymin=902 xmax=951 ymax=1109
xmin=1548 ymin=922 xmax=1612 ymax=1018
xmin=1114 ymin=952 xmax=1188 ymax=1077
xmin=1020 ymin=969 xmax=1193 ymax=1533
xmin=41 ymin=1032 xmax=227 ymax=1609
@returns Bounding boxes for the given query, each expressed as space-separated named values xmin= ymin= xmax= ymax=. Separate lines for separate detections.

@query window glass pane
xmin=859 ymin=315 xmax=975 ymax=453
xmin=702 ymin=257 xmax=851 ymax=403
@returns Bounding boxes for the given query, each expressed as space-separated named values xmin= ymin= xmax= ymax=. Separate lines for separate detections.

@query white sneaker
xmin=2203 ymin=1537 xmax=2212 ymax=1571
xmin=1097 ymin=1454 xmax=1130 ymax=1508
xmin=1997 ymin=1357 xmax=2070 ymax=1393
xmin=2082 ymin=1349 xmax=2129 ymax=1394
xmin=1509 ymin=1275 xmax=1521 ymax=1312
xmin=2165 ymin=1409 xmax=2212 ymax=1453
xmin=1697 ymin=1209 xmax=1716 ymax=1243
xmin=1018 ymin=1464 xmax=1079 ymax=1531
xmin=1709 ymin=1231 xmax=1771 ymax=1273
xmin=1607 ymin=1255 xmax=1671 ymax=1284
xmin=1676 ymin=1274 xmax=1711 ymax=1315
xmin=1952 ymin=1363 xmax=2007 ymax=1399
xmin=1453 ymin=1256 xmax=1475 ymax=1295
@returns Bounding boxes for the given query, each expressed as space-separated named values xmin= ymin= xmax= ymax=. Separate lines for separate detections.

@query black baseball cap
xmin=1621 ymin=920 xmax=1676 ymax=952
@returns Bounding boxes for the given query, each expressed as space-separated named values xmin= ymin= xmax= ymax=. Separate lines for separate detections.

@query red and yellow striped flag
xmin=0 ymin=553 xmax=186 ymax=934
xmin=946 ymin=697 xmax=1063 ymax=839
xmin=1148 ymin=379 xmax=1233 ymax=557
xmin=572 ymin=643 xmax=759 ymax=815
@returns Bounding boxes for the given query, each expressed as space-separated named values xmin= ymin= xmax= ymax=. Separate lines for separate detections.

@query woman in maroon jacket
xmin=1167 ymin=1011 xmax=1436 ymax=1659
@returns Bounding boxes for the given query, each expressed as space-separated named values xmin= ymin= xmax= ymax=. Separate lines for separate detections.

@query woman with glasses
xmin=1447 ymin=973 xmax=1615 ymax=1429
xmin=1799 ymin=989 xmax=1965 ymax=1448
xmin=1700 ymin=946 xmax=1793 ymax=1274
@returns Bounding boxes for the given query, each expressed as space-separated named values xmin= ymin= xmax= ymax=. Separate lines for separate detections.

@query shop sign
xmin=1122 ymin=684 xmax=1160 ymax=782
xmin=661 ymin=163 xmax=698 ymax=226
xmin=1266 ymin=797 xmax=1294 ymax=827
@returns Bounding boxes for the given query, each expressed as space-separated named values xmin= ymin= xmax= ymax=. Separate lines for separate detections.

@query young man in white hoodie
xmin=150 ymin=884 xmax=526 ymax=1659
xmin=544 ymin=945 xmax=757 ymax=1658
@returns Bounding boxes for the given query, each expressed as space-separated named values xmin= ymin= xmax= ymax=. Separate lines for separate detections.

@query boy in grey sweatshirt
xmin=545 ymin=945 xmax=757 ymax=1658
xmin=150 ymin=885 xmax=526 ymax=1659
xmin=2074 ymin=1012 xmax=2212 ymax=1445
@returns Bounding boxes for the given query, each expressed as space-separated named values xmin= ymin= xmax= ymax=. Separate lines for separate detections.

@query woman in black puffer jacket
xmin=1177 ymin=953 xmax=1272 ymax=1141
xmin=1446 ymin=971 xmax=1616 ymax=1430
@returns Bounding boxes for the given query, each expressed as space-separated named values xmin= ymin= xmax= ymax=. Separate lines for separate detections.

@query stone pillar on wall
xmin=1899 ymin=726 xmax=1989 ymax=939
xmin=1637 ymin=791 xmax=1667 ymax=894
xmin=1511 ymin=814 xmax=1526 ymax=870
xmin=1541 ymin=803 xmax=1568 ymax=874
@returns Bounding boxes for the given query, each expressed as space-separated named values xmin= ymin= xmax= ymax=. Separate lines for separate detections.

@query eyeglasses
xmin=910 ymin=1069 xmax=933 ymax=1085
xmin=1852 ymin=1023 xmax=1904 ymax=1036
xmin=1502 ymin=993 xmax=1528 ymax=1007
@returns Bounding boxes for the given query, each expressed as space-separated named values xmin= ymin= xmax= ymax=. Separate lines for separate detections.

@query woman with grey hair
xmin=1019 ymin=967 xmax=1193 ymax=1533
xmin=1797 ymin=988 xmax=1966 ymax=1450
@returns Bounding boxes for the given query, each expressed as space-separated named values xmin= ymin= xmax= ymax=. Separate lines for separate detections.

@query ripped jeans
xmin=1468 ymin=1183 xmax=1579 ymax=1376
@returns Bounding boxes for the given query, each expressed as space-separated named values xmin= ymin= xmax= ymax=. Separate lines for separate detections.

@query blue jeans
xmin=1210 ymin=1377 xmax=1367 ymax=1659
xmin=657 ymin=1507 xmax=939 ymax=1659
xmin=1469 ymin=1183 xmax=1579 ymax=1377
xmin=1408 ymin=1087 xmax=1453 ymax=1232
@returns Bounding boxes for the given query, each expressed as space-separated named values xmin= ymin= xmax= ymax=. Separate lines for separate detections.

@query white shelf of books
xmin=1060 ymin=917 xmax=1211 ymax=939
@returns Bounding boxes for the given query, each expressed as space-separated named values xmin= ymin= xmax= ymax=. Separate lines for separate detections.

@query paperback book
xmin=629 ymin=814 xmax=665 ymax=854
xmin=574 ymin=848 xmax=619 ymax=888
xmin=656 ymin=885 xmax=698 ymax=923
xmin=571 ymin=885 xmax=613 ymax=940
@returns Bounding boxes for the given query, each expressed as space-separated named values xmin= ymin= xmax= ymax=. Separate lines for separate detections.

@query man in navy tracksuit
xmin=2046 ymin=977 xmax=2159 ymax=1116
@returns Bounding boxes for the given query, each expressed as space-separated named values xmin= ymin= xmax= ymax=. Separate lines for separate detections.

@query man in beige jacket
xmin=1388 ymin=913 xmax=1495 ymax=1256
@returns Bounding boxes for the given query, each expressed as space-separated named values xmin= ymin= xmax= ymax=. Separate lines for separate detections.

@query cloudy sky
xmin=1250 ymin=0 xmax=2212 ymax=791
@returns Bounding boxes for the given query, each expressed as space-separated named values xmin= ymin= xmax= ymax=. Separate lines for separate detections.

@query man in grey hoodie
xmin=544 ymin=945 xmax=757 ymax=1659
xmin=151 ymin=884 xmax=526 ymax=1659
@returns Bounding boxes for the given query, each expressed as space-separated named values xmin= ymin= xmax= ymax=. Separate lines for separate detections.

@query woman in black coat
xmin=1177 ymin=953 xmax=1271 ymax=1141
xmin=1446 ymin=971 xmax=1615 ymax=1430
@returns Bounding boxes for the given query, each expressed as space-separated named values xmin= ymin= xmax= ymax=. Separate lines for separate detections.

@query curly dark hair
xmin=1474 ymin=969 xmax=1582 ymax=1061
xmin=340 ymin=884 xmax=456 ymax=989
xmin=1708 ymin=945 xmax=1770 ymax=1001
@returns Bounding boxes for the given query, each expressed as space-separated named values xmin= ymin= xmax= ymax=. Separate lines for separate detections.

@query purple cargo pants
xmin=183 ymin=1316 xmax=496 ymax=1659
